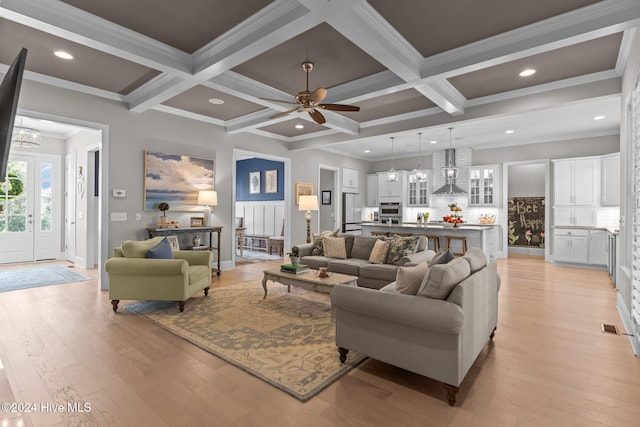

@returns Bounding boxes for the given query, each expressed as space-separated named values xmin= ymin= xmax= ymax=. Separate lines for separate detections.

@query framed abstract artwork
xmin=265 ymin=169 xmax=277 ymax=193
xmin=144 ymin=151 xmax=214 ymax=212
xmin=249 ymin=171 xmax=261 ymax=194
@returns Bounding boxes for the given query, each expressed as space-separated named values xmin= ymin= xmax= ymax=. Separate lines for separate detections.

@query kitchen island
xmin=361 ymin=222 xmax=500 ymax=259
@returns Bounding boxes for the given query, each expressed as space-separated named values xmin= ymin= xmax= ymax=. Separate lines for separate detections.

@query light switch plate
xmin=110 ymin=212 xmax=127 ymax=221
xmin=112 ymin=189 xmax=126 ymax=198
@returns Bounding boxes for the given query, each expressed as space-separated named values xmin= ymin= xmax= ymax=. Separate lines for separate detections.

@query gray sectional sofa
xmin=294 ymin=234 xmax=435 ymax=289
xmin=331 ymin=248 xmax=499 ymax=406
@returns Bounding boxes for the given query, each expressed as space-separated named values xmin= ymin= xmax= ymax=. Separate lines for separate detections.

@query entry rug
xmin=126 ymin=281 xmax=366 ymax=401
xmin=0 ymin=265 xmax=90 ymax=293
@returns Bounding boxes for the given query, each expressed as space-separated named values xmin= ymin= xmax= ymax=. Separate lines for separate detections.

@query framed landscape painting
xmin=295 ymin=182 xmax=313 ymax=204
xmin=144 ymin=151 xmax=214 ymax=211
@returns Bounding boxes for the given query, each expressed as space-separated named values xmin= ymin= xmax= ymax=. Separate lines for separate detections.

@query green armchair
xmin=105 ymin=237 xmax=213 ymax=312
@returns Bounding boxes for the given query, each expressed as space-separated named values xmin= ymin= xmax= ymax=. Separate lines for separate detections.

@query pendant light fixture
xmin=11 ymin=117 xmax=41 ymax=148
xmin=443 ymin=127 xmax=458 ymax=180
xmin=411 ymin=132 xmax=427 ymax=181
xmin=387 ymin=136 xmax=398 ymax=182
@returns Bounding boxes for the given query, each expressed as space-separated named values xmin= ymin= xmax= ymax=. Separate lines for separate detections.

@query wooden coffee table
xmin=262 ymin=268 xmax=357 ymax=299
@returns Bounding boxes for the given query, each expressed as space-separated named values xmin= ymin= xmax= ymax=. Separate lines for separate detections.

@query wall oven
xmin=379 ymin=202 xmax=401 ymax=217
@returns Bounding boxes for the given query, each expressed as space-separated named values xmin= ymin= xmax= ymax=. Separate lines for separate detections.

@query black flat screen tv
xmin=0 ymin=48 xmax=28 ymax=183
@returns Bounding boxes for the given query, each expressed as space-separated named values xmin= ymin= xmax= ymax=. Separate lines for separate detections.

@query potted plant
xmin=158 ymin=202 xmax=170 ymax=224
xmin=287 ymin=246 xmax=301 ymax=265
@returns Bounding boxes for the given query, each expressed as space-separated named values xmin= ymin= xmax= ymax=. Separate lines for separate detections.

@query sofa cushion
xmin=379 ymin=282 xmax=396 ymax=293
xmin=121 ymin=236 xmax=165 ymax=258
xmin=299 ymin=255 xmax=331 ymax=270
xmin=327 ymin=258 xmax=370 ymax=276
xmin=418 ymin=257 xmax=471 ymax=300
xmin=417 ymin=235 xmax=427 ymax=252
xmin=395 ymin=262 xmax=430 ymax=295
xmin=359 ymin=263 xmax=400 ymax=283
xmin=337 ymin=233 xmax=355 ymax=258
xmin=146 ymin=237 xmax=174 ymax=259
xmin=385 ymin=236 xmax=419 ymax=265
xmin=351 ymin=236 xmax=381 ymax=260
xmin=323 ymin=236 xmax=347 ymax=259
xmin=429 ymin=250 xmax=455 ymax=266
xmin=311 ymin=230 xmax=337 ymax=256
xmin=368 ymin=239 xmax=390 ymax=264
xmin=463 ymin=247 xmax=488 ymax=273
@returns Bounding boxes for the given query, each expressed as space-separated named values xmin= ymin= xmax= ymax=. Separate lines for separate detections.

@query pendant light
xmin=443 ymin=127 xmax=458 ymax=180
xmin=411 ymin=132 xmax=427 ymax=181
xmin=387 ymin=136 xmax=398 ymax=182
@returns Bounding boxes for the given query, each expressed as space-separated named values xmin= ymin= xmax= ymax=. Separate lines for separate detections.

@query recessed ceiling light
xmin=364 ymin=149 xmax=370 ymax=153
xmin=505 ymin=129 xmax=515 ymax=134
xmin=295 ymin=124 xmax=304 ymax=129
xmin=430 ymin=140 xmax=437 ymax=144
xmin=208 ymin=98 xmax=224 ymax=105
xmin=54 ymin=50 xmax=73 ymax=60
xmin=519 ymin=68 xmax=536 ymax=77
xmin=593 ymin=115 xmax=605 ymax=120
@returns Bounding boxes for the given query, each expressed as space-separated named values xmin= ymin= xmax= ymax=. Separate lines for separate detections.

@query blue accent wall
xmin=236 ymin=158 xmax=285 ymax=201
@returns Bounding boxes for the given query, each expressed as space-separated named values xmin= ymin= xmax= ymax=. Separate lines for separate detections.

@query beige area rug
xmin=126 ymin=281 xmax=366 ymax=401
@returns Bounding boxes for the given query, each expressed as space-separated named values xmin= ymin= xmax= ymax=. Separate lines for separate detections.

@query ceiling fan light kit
xmin=263 ymin=61 xmax=360 ymax=125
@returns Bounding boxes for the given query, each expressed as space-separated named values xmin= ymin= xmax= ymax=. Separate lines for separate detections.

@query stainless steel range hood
xmin=432 ymin=149 xmax=466 ymax=194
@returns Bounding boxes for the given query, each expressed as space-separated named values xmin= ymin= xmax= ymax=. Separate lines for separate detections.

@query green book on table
xmin=281 ymin=264 xmax=308 ymax=271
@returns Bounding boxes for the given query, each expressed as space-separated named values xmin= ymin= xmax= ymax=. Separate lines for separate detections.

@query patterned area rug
xmin=236 ymin=250 xmax=284 ymax=265
xmin=126 ymin=281 xmax=366 ymax=401
xmin=0 ymin=265 xmax=90 ymax=293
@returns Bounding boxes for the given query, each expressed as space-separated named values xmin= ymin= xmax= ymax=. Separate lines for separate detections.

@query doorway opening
xmin=318 ymin=165 xmax=339 ymax=233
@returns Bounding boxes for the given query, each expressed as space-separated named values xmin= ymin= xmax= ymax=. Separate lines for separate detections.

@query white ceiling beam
xmin=226 ymin=110 xmax=290 ymax=134
xmin=0 ymin=0 xmax=192 ymax=75
xmin=414 ymin=81 xmax=466 ymax=116
xmin=419 ymin=0 xmax=640 ymax=80
xmin=193 ymin=0 xmax=317 ymax=78
xmin=324 ymin=70 xmax=408 ymax=104
xmin=126 ymin=74 xmax=199 ymax=113
xmin=207 ymin=71 xmax=293 ymax=109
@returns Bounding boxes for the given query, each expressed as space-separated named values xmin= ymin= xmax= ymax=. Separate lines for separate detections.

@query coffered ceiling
xmin=1 ymin=0 xmax=638 ymax=160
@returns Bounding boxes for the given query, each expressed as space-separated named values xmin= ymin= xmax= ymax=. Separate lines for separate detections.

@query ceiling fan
xmin=262 ymin=61 xmax=360 ymax=125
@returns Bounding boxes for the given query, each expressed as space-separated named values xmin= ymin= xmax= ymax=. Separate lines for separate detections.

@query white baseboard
xmin=617 ymin=293 xmax=640 ymax=357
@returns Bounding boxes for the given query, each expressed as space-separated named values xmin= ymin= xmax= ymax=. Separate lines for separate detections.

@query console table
xmin=147 ymin=226 xmax=222 ymax=276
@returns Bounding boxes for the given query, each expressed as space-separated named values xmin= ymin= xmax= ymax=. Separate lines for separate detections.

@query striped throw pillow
xmin=323 ymin=237 xmax=347 ymax=259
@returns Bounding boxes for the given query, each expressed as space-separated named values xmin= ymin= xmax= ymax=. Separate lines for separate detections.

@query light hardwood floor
xmin=1 ymin=255 xmax=639 ymax=427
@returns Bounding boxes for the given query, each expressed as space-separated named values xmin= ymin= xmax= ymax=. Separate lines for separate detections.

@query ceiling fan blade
xmin=270 ymin=109 xmax=297 ymax=119
xmin=309 ymin=87 xmax=328 ymax=104
xmin=308 ymin=109 xmax=326 ymax=125
xmin=260 ymin=97 xmax=294 ymax=105
xmin=319 ymin=103 xmax=360 ymax=112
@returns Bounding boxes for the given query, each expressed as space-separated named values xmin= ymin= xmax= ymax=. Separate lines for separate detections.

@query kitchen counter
xmin=361 ymin=222 xmax=501 ymax=259
xmin=551 ymin=225 xmax=620 ymax=235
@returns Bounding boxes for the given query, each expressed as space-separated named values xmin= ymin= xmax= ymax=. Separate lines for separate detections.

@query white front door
xmin=0 ymin=154 xmax=61 ymax=264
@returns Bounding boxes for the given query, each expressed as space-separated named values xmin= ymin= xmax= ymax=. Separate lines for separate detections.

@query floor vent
xmin=601 ymin=323 xmax=619 ymax=335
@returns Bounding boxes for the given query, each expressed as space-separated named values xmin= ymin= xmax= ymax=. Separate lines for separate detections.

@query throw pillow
xmin=146 ymin=237 xmax=174 ymax=259
xmin=463 ymin=247 xmax=488 ymax=273
xmin=395 ymin=262 xmax=430 ymax=295
xmin=416 ymin=235 xmax=427 ymax=252
xmin=429 ymin=250 xmax=455 ymax=266
xmin=368 ymin=239 xmax=390 ymax=264
xmin=418 ymin=257 xmax=471 ymax=300
xmin=323 ymin=237 xmax=347 ymax=259
xmin=311 ymin=230 xmax=337 ymax=256
xmin=385 ymin=236 xmax=419 ymax=265
xmin=121 ymin=236 xmax=165 ymax=258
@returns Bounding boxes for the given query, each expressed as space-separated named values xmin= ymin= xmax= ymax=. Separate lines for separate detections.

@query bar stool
xmin=444 ymin=235 xmax=468 ymax=256
xmin=370 ymin=231 xmax=390 ymax=237
xmin=394 ymin=233 xmax=413 ymax=237
xmin=421 ymin=234 xmax=441 ymax=252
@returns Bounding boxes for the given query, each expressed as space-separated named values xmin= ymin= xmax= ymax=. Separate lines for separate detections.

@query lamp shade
xmin=197 ymin=190 xmax=217 ymax=206
xmin=298 ymin=195 xmax=319 ymax=211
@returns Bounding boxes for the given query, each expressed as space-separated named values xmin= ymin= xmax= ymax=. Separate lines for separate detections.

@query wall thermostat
xmin=112 ymin=189 xmax=126 ymax=198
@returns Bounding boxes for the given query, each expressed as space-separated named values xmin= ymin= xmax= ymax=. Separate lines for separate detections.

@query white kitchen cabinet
xmin=407 ymin=172 xmax=430 ymax=206
xmin=469 ymin=165 xmax=500 ymax=206
xmin=553 ymin=158 xmax=599 ymax=206
xmin=589 ymin=229 xmax=608 ymax=266
xmin=601 ymin=153 xmax=620 ymax=206
xmin=366 ymin=174 xmax=378 ymax=207
xmin=553 ymin=206 xmax=596 ymax=226
xmin=554 ymin=228 xmax=589 ymax=264
xmin=342 ymin=168 xmax=359 ymax=193
xmin=378 ymin=171 xmax=406 ymax=202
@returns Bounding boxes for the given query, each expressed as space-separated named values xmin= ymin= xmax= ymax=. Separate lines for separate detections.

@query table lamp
xmin=197 ymin=190 xmax=218 ymax=226
xmin=298 ymin=195 xmax=319 ymax=243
